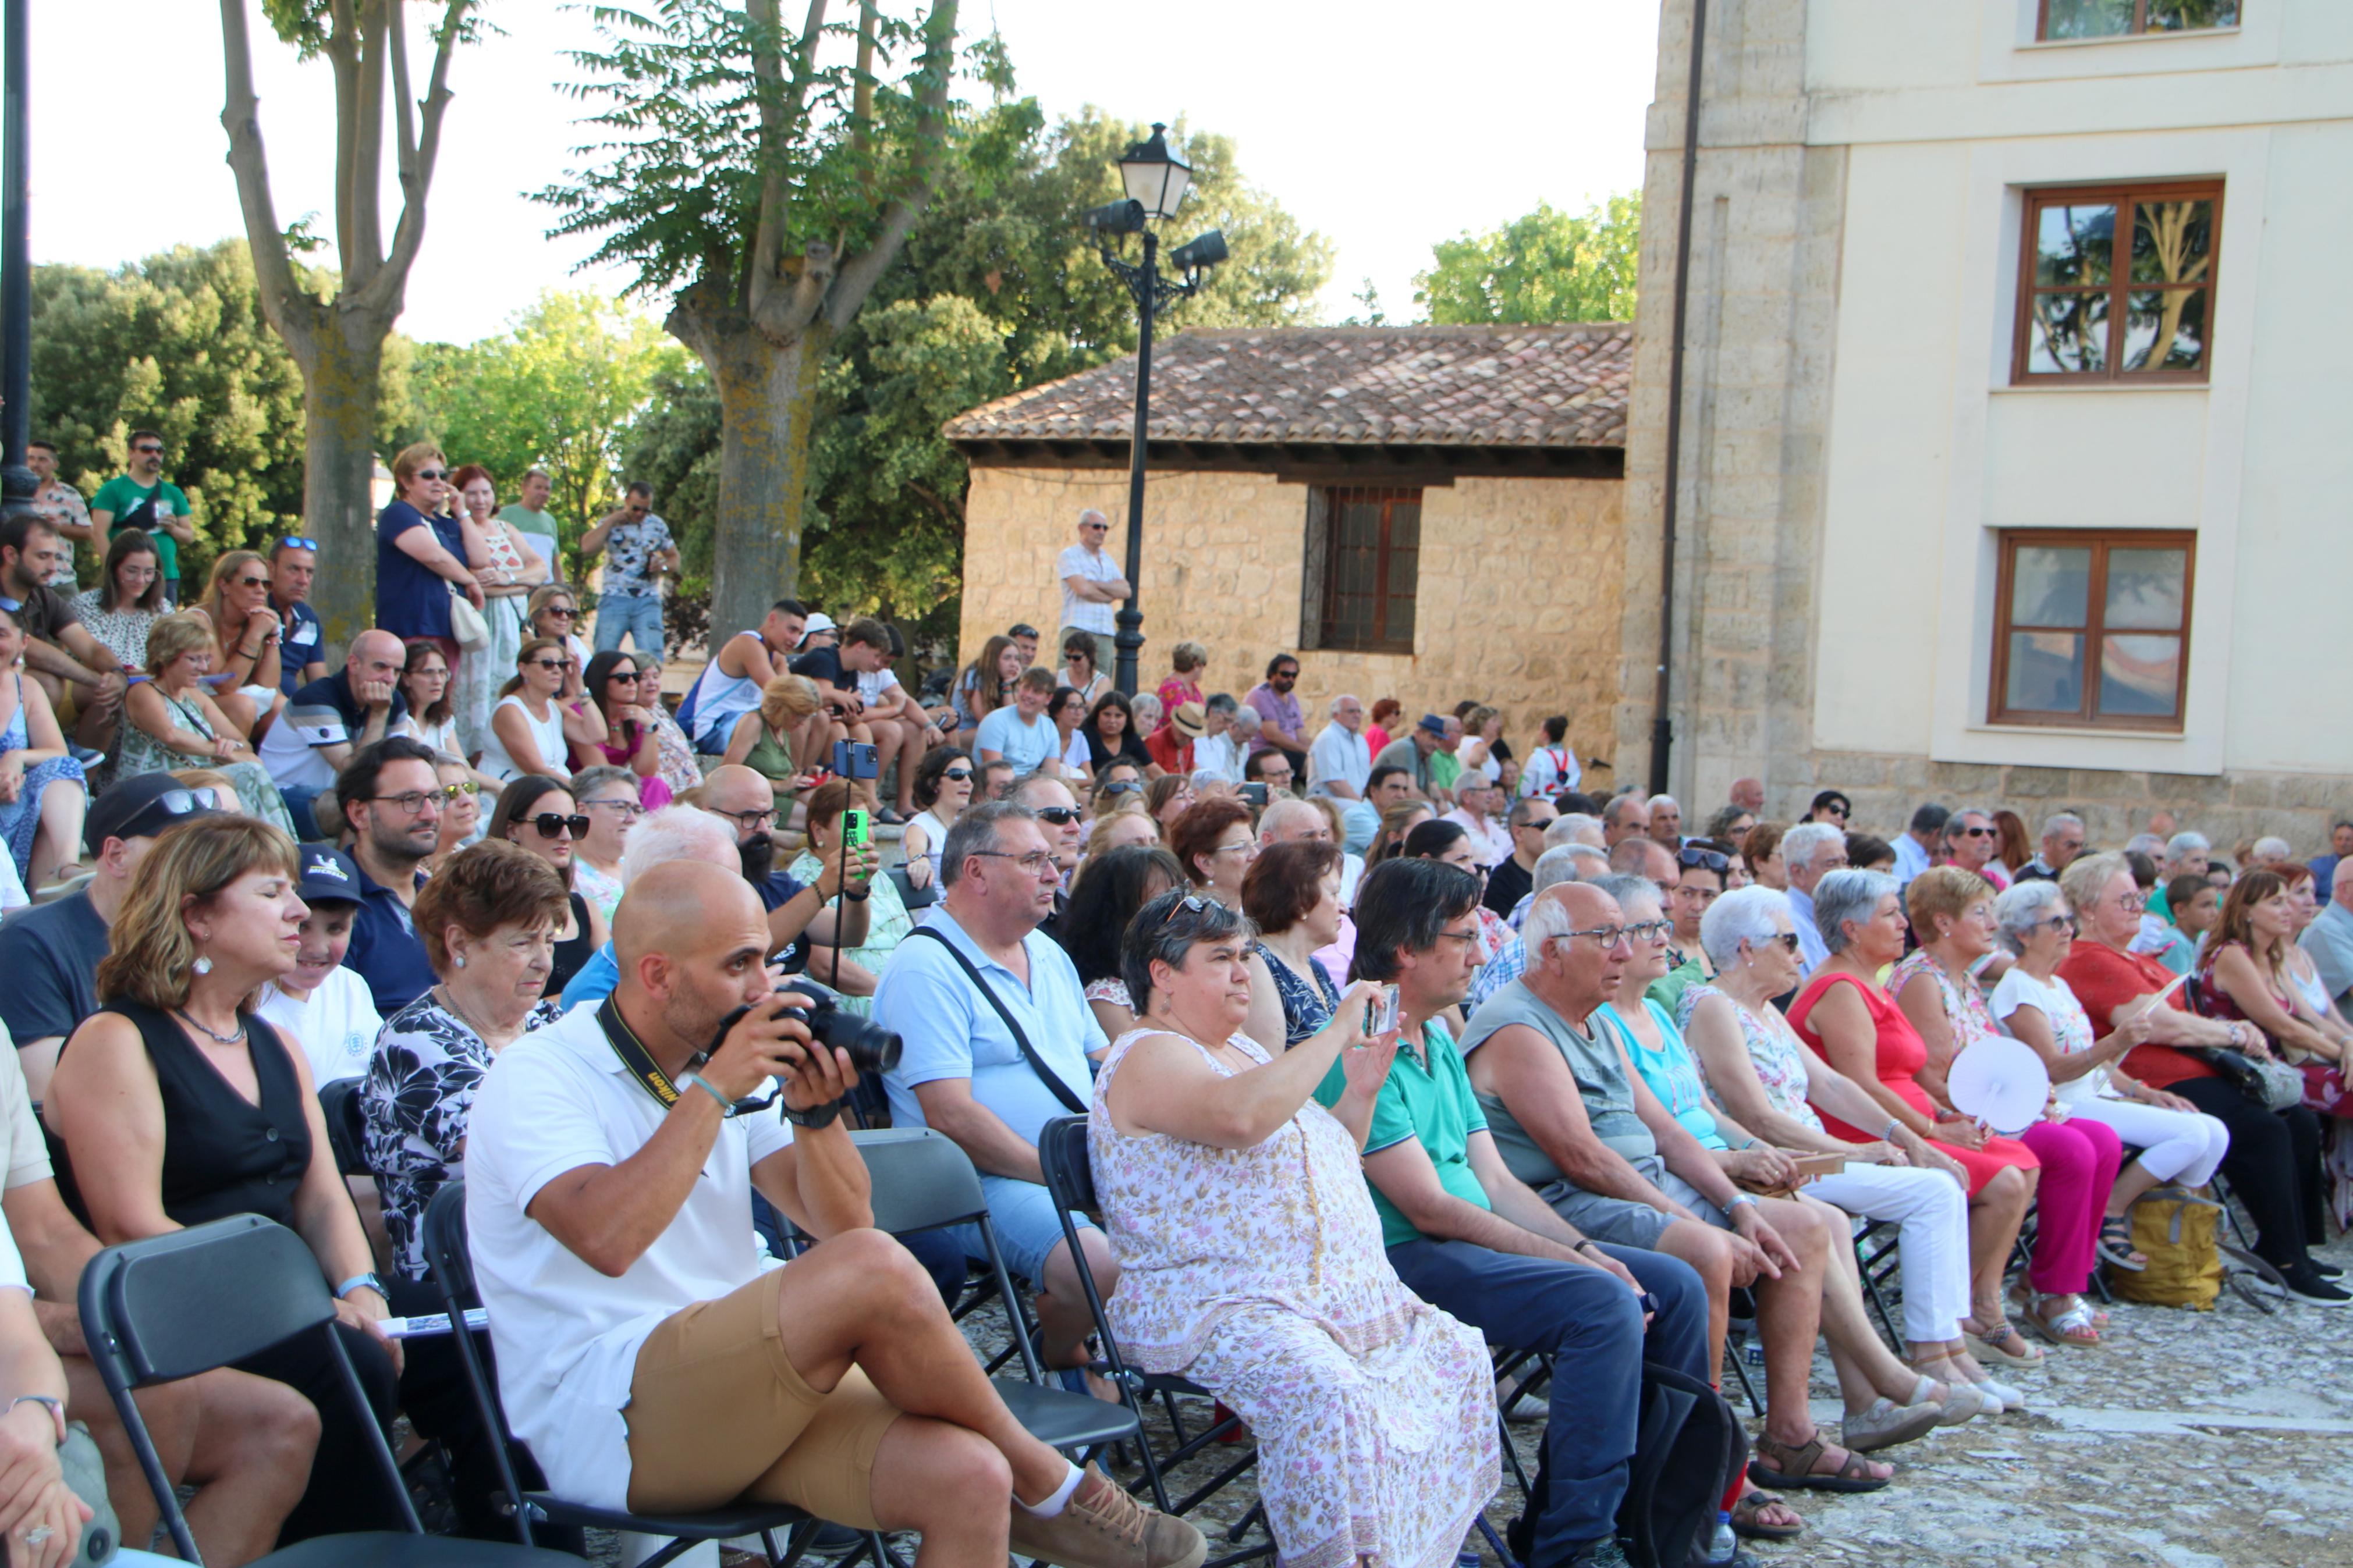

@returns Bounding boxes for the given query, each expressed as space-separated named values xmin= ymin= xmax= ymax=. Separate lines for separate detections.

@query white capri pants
xmin=1807 ymin=1161 xmax=1972 ymax=1347
xmin=2060 ymin=1095 xmax=2230 ymax=1189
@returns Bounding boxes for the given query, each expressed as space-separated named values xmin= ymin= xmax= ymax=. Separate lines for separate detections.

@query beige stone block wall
xmin=957 ymin=466 xmax=1628 ymax=771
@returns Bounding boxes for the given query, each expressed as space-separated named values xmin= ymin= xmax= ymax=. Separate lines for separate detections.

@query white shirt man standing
xmin=1307 ymin=694 xmax=1374 ymax=802
xmin=1055 ymin=510 xmax=1129 ymax=676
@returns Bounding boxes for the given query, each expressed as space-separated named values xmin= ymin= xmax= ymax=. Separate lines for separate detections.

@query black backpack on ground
xmin=1507 ymin=1360 xmax=1748 ymax=1568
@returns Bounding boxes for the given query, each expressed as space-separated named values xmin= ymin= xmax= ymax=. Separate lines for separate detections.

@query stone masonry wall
xmin=957 ymin=465 xmax=1628 ymax=771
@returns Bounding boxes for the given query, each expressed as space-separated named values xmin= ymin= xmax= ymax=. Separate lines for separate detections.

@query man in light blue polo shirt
xmin=876 ymin=799 xmax=1115 ymax=1382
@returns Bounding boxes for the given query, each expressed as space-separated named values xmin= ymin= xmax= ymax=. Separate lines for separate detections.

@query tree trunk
xmin=682 ymin=308 xmax=831 ymax=643
xmin=299 ymin=318 xmax=389 ymax=653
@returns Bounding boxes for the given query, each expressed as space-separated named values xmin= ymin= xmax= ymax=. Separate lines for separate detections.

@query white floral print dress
xmin=1088 ymin=1027 xmax=1497 ymax=1568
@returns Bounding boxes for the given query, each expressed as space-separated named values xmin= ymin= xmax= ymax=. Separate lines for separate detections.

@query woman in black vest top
xmin=44 ymin=816 xmax=402 ymax=1546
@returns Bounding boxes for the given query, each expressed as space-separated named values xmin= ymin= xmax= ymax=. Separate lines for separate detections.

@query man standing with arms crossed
xmin=1056 ymin=510 xmax=1129 ymax=680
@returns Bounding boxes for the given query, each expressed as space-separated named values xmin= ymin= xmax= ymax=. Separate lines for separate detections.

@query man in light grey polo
xmin=875 ymin=801 xmax=1118 ymax=1384
xmin=1307 ymin=693 xmax=1373 ymax=802
xmin=1055 ymin=510 xmax=1129 ymax=675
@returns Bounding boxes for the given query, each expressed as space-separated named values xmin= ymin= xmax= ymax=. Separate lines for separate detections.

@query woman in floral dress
xmin=1090 ymin=891 xmax=1496 ymax=1568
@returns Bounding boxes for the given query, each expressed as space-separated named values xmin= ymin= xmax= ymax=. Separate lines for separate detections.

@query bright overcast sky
xmin=30 ymin=1 xmax=1657 ymax=346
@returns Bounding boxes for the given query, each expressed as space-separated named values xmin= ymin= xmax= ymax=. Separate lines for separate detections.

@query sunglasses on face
xmin=606 ymin=670 xmax=641 ymax=683
xmin=941 ymin=768 xmax=974 ymax=783
xmin=437 ymin=781 xmax=479 ymax=799
xmin=2029 ymin=914 xmax=2079 ymax=936
xmin=132 ymin=444 xmax=164 ymax=456
xmin=415 ymin=468 xmax=447 ymax=482
xmin=530 ymin=813 xmax=591 ymax=840
xmin=542 ymin=607 xmax=578 ymax=620
xmin=233 ymin=575 xmax=268 ymax=591
xmin=526 ymin=659 xmax=568 ymax=671
xmin=1956 ymin=825 xmax=1996 ymax=838
xmin=1034 ymin=806 xmax=1081 ymax=825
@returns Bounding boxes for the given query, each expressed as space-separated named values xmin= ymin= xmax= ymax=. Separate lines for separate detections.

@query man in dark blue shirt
xmin=268 ymin=536 xmax=330 ymax=696
xmin=332 ymin=737 xmax=443 ymax=1014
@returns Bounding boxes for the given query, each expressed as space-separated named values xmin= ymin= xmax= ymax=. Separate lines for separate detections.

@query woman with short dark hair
xmin=1241 ymin=838 xmax=1345 ymax=1047
xmin=1169 ymin=797 xmax=1255 ymax=903
xmin=1808 ymin=790 xmax=1852 ymax=827
xmin=1089 ymin=890 xmax=1496 ymax=1563
xmin=484 ymin=774 xmax=607 ymax=997
xmin=1063 ymin=842 xmax=1186 ymax=1041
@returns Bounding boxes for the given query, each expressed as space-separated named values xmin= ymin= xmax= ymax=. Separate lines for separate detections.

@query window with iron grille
xmin=2038 ymin=0 xmax=2239 ymax=41
xmin=1306 ymin=486 xmax=1421 ymax=655
xmin=2014 ymin=180 xmax=2220 ymax=383
xmin=1989 ymin=529 xmax=2193 ymax=730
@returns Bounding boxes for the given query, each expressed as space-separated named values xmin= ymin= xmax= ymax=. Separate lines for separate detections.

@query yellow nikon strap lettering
xmin=598 ymin=996 xmax=683 ymax=1109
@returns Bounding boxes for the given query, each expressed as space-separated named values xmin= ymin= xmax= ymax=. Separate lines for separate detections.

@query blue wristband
xmin=676 ymin=1072 xmax=734 ymax=1116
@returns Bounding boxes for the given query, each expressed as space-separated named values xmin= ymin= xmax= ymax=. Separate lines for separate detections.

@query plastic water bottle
xmin=1697 ymin=1509 xmax=1738 ymax=1565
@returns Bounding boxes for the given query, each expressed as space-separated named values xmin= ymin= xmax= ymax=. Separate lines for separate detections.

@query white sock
xmin=1018 ymin=1460 xmax=1085 ymax=1517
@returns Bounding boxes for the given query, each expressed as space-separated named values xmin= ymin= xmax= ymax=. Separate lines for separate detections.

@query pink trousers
xmin=2020 ymin=1117 xmax=2124 ymax=1293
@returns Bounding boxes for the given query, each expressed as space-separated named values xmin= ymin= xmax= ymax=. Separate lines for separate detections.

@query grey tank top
xmin=1459 ymin=979 xmax=1657 ymax=1191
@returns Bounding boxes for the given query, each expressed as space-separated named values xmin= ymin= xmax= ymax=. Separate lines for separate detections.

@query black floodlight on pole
xmin=1091 ymin=123 xmax=1224 ymax=698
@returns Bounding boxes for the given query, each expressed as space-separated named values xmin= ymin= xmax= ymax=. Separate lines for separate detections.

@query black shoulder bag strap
xmin=906 ymin=925 xmax=1087 ymax=1114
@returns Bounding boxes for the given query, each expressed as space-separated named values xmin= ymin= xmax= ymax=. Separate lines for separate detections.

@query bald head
xmin=1259 ymin=798 xmax=1331 ymax=845
xmin=1610 ymin=837 xmax=1676 ymax=884
xmin=704 ymin=765 xmax=773 ymax=819
xmin=1730 ymin=778 xmax=1765 ymax=813
xmin=2334 ymin=855 xmax=2353 ymax=911
xmin=346 ymin=629 xmax=405 ymax=689
xmin=1542 ymin=880 xmax=1618 ymax=929
xmin=615 ymin=859 xmax=764 ymax=975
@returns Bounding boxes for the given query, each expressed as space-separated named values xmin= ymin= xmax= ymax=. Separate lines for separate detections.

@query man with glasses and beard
xmin=333 ymin=737 xmax=450 ymax=1014
xmin=701 ymin=765 xmax=878 ymax=969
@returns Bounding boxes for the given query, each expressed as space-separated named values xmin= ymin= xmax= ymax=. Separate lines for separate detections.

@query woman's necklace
xmin=175 ymin=1007 xmax=247 ymax=1046
xmin=435 ymin=983 xmax=515 ymax=1049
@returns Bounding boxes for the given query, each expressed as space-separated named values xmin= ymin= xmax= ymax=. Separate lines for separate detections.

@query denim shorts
xmin=948 ymin=1173 xmax=1097 ymax=1283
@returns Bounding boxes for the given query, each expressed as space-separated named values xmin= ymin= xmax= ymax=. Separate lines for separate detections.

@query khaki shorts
xmin=624 ymin=1267 xmax=902 ymax=1524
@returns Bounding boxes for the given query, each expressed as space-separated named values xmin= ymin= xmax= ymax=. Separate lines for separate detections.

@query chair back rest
xmin=851 ymin=1128 xmax=989 ymax=1234
xmin=424 ymin=1178 xmax=478 ymax=1303
xmin=79 ymin=1215 xmax=335 ymax=1387
xmin=1035 ymin=1114 xmax=1096 ymax=1214
xmin=318 ymin=1076 xmax=370 ymax=1178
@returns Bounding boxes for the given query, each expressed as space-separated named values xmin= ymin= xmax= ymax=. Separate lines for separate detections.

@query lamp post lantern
xmin=1087 ymin=123 xmax=1225 ymax=698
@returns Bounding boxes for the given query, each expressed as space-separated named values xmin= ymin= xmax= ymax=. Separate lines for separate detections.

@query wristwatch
xmin=782 ymin=1097 xmax=844 ymax=1129
xmin=335 ymin=1271 xmax=386 ymax=1302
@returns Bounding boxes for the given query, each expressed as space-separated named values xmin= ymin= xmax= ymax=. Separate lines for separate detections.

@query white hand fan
xmin=1944 ymin=1036 xmax=2051 ymax=1137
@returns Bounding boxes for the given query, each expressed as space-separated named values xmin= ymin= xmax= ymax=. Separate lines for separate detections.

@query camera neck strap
xmin=597 ymin=995 xmax=693 ymax=1110
xmin=904 ymin=925 xmax=1087 ymax=1115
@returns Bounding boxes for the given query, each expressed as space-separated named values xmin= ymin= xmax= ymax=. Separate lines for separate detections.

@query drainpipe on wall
xmin=1650 ymin=0 xmax=1708 ymax=799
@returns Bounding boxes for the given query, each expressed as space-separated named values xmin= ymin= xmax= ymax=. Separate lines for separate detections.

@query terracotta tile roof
xmin=943 ymin=323 xmax=1632 ymax=450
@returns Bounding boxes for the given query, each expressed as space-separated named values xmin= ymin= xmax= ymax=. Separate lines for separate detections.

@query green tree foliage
xmin=401 ymin=290 xmax=687 ymax=584
xmin=30 ymin=241 xmax=313 ymax=585
xmin=1414 ymin=193 xmax=1641 ymax=325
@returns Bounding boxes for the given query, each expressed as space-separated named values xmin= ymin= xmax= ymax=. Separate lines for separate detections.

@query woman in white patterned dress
xmin=1090 ymin=890 xmax=1497 ymax=1568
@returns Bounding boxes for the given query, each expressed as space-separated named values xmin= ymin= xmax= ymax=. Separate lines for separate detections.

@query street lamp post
xmin=0 ymin=0 xmax=33 ymax=521
xmin=1086 ymin=123 xmax=1226 ymax=699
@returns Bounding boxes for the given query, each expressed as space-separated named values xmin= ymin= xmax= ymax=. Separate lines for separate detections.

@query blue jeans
xmin=1387 ymin=1237 xmax=1708 ymax=1561
xmin=594 ymin=592 xmax=664 ymax=660
xmin=278 ymin=783 xmax=326 ymax=840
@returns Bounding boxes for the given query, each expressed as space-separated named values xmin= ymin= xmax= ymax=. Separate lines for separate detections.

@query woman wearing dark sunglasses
xmin=192 ymin=549 xmax=285 ymax=739
xmin=574 ymin=651 xmax=672 ymax=809
xmin=484 ymin=774 xmax=608 ymax=998
xmin=374 ymin=442 xmax=487 ymax=679
xmin=902 ymin=746 xmax=975 ymax=894
xmin=478 ymin=637 xmax=608 ymax=784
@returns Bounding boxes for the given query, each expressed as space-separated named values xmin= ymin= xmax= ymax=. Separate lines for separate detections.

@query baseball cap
xmin=85 ymin=774 xmax=224 ymax=853
xmin=797 ymin=612 xmax=837 ymax=647
xmin=295 ymin=844 xmax=364 ymax=907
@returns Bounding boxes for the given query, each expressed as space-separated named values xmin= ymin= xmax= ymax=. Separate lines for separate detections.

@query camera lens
xmin=789 ymin=1001 xmax=903 ymax=1075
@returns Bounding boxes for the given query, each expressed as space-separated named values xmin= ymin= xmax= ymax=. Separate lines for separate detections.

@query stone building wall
xmin=959 ymin=465 xmax=1628 ymax=770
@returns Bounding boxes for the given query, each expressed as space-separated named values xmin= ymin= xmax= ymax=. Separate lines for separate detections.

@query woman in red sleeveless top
xmin=1789 ymin=869 xmax=2043 ymax=1380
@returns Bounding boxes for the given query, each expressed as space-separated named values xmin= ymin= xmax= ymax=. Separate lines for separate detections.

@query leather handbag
xmin=2207 ymin=1046 xmax=2304 ymax=1111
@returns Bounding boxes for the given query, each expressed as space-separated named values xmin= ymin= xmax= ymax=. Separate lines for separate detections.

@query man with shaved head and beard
xmin=467 ymin=862 xmax=1202 ymax=1563
xmin=701 ymin=763 xmax=879 ymax=962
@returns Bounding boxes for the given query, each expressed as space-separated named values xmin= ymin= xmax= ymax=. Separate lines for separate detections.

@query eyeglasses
xmin=131 ymin=443 xmax=164 ymax=456
xmin=367 ymin=790 xmax=442 ymax=816
xmin=714 ymin=807 xmax=780 ymax=831
xmin=1625 ymin=919 xmax=1674 ymax=944
xmin=584 ymin=797 xmax=644 ymax=816
xmin=941 ymin=768 xmax=974 ymax=783
xmin=541 ymin=607 xmax=578 ymax=620
xmin=1749 ymin=931 xmax=1803 ymax=954
xmin=2028 ymin=914 xmax=2079 ymax=936
xmin=277 ymin=535 xmax=320 ymax=553
xmin=436 ymin=780 xmax=480 ymax=799
xmin=1081 ymin=522 xmax=1109 ymax=532
xmin=530 ymin=813 xmax=592 ymax=840
xmin=2112 ymin=893 xmax=2149 ymax=913
xmin=1955 ymin=825 xmax=1996 ymax=838
xmin=1434 ymin=926 xmax=1482 ymax=949
xmin=1551 ymin=924 xmax=1631 ymax=948
xmin=1212 ymin=838 xmax=1257 ymax=857
xmin=1677 ymin=846 xmax=1730 ymax=872
xmin=970 ymin=849 xmax=1060 ymax=877
xmin=415 ymin=468 xmax=447 ymax=482
xmin=1035 ymin=806 xmax=1081 ymax=825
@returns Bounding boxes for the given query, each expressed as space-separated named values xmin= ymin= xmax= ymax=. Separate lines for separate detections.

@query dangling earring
xmin=193 ymin=955 xmax=214 ymax=976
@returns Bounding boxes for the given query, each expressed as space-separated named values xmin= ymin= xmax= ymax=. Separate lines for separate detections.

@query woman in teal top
xmin=1604 ymin=991 xmax=1729 ymax=1151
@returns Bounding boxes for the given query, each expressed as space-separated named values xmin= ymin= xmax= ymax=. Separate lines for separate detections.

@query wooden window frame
xmin=2035 ymin=0 xmax=2241 ymax=40
xmin=1988 ymin=528 xmax=2195 ymax=732
xmin=2012 ymin=179 xmax=2222 ymax=385
xmin=1313 ymin=485 xmax=1422 ymax=656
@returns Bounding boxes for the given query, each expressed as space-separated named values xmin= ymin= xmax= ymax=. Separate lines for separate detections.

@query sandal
xmin=2019 ymin=1291 xmax=2102 ymax=1349
xmin=1729 ymin=1487 xmax=1804 ymax=1541
xmin=1748 ymin=1431 xmax=1893 ymax=1494
xmin=1962 ymin=1314 xmax=2046 ymax=1370
xmin=2098 ymin=1215 xmax=2149 ymax=1272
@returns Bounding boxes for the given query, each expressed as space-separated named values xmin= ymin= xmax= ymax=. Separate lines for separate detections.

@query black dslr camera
xmin=773 ymin=996 xmax=903 ymax=1075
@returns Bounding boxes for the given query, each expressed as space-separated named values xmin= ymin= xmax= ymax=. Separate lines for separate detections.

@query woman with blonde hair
xmin=1457 ymin=703 xmax=1509 ymax=783
xmin=45 ymin=816 xmax=401 ymax=1542
xmin=524 ymin=583 xmax=591 ymax=674
xmin=192 ymin=549 xmax=284 ymax=737
xmin=120 ymin=612 xmax=297 ymax=831
xmin=722 ymin=670 xmax=822 ymax=817
xmin=477 ymin=635 xmax=606 ymax=783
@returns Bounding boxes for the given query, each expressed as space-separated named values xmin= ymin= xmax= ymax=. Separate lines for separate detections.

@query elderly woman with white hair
xmin=1678 ymin=885 xmax=1999 ymax=1420
xmin=1988 ymin=878 xmax=2231 ymax=1256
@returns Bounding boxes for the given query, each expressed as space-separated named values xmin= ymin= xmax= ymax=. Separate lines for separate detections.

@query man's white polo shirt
xmin=464 ymin=1002 xmax=794 ymax=1507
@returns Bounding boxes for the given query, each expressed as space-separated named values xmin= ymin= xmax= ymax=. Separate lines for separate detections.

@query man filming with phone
xmin=466 ymin=860 xmax=1201 ymax=1562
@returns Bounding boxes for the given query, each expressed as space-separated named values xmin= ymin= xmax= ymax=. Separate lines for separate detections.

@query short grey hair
xmin=1781 ymin=820 xmax=1846 ymax=876
xmin=2253 ymin=835 xmax=2292 ymax=862
xmin=1547 ymin=814 xmax=1600 ymax=848
xmin=570 ymin=765 xmax=640 ymax=805
xmin=1521 ymin=889 xmax=1582 ymax=951
xmin=2164 ymin=831 xmax=2210 ymax=861
xmin=1813 ymin=867 xmax=1901 ymax=954
xmin=2125 ymin=833 xmax=2166 ymax=858
xmin=1942 ymin=808 xmax=1992 ymax=845
xmin=1701 ymin=885 xmax=1790 ymax=969
xmin=1646 ymin=794 xmax=1679 ymax=813
xmin=1994 ymin=879 xmax=2069 ymax=954
xmin=1010 ymin=772 xmax=1076 ymax=809
xmin=940 ymin=799 xmax=1038 ymax=888
xmin=620 ymin=806 xmax=736 ymax=886
xmin=1326 ymin=693 xmax=1360 ymax=717
xmin=1593 ymin=873 xmax=1662 ymax=916
xmin=1122 ymin=887 xmax=1257 ymax=1013
xmin=2039 ymin=811 xmax=2085 ymax=841
xmin=1531 ymin=844 xmax=1587 ymax=895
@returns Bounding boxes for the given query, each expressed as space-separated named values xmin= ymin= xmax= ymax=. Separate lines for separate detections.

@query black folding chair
xmin=317 ymin=1076 xmax=371 ymax=1179
xmin=77 ymin=1213 xmax=577 ymax=1566
xmin=1853 ymin=1219 xmax=1907 ymax=1346
xmin=1034 ymin=1115 xmax=1275 ymax=1567
xmin=422 ymin=1181 xmax=828 ymax=1568
xmin=848 ymin=1126 xmax=1144 ymax=1457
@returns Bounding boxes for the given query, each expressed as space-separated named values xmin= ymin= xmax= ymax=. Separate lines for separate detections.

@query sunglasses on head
xmin=1678 ymin=846 xmax=1729 ymax=872
xmin=530 ymin=813 xmax=591 ymax=840
xmin=277 ymin=536 xmax=320 ymax=553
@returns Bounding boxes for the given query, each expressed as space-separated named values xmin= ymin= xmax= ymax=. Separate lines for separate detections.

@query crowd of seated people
xmin=9 ymin=461 xmax=2353 ymax=1566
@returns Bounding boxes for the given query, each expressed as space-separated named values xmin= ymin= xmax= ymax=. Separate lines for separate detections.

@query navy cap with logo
xmin=295 ymin=844 xmax=364 ymax=908
xmin=84 ymin=773 xmax=225 ymax=853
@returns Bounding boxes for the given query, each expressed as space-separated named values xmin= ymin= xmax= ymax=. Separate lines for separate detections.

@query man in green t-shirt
xmin=498 ymin=468 xmax=561 ymax=577
xmin=88 ymin=430 xmax=196 ymax=606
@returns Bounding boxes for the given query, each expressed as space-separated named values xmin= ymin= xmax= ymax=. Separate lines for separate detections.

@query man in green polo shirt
xmin=1313 ymin=856 xmax=1708 ymax=1568
xmin=90 ymin=430 xmax=196 ymax=607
